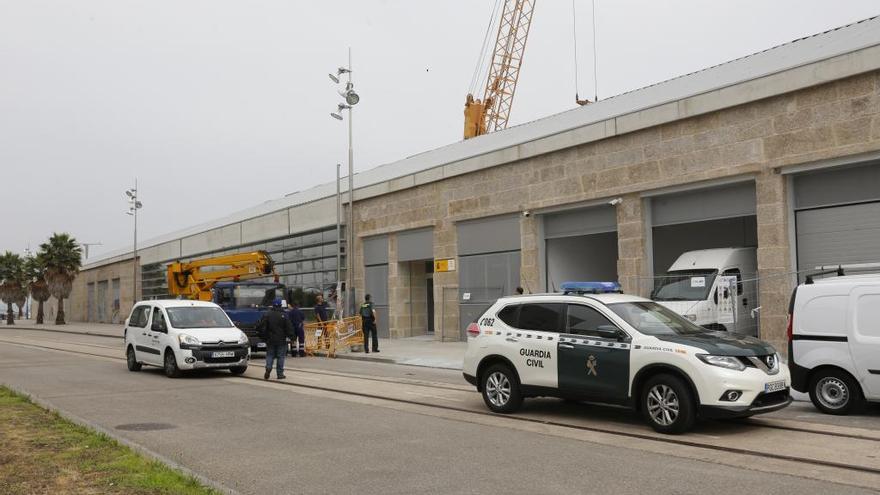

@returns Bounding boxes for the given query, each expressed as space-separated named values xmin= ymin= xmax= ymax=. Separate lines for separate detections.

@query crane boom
xmin=464 ymin=0 xmax=536 ymax=139
xmin=167 ymin=251 xmax=277 ymax=301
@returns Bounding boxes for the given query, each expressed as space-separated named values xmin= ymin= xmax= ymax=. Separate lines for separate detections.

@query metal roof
xmin=87 ymin=16 xmax=880 ymax=267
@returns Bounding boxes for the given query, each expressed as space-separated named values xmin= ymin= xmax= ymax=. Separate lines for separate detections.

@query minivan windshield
xmin=608 ymin=301 xmax=708 ymax=336
xmin=652 ymin=269 xmax=717 ymax=301
xmin=166 ymin=307 xmax=233 ymax=329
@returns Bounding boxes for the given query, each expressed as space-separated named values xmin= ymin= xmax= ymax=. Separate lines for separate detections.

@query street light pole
xmin=126 ymin=180 xmax=143 ymax=304
xmin=346 ymin=48 xmax=355 ymax=318
xmin=329 ymin=48 xmax=360 ymax=317
xmin=336 ymin=162 xmax=342 ymax=295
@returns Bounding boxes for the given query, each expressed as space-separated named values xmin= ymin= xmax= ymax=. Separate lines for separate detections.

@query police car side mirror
xmin=713 ymin=288 xmax=719 ymax=305
xmin=596 ymin=325 xmax=624 ymax=341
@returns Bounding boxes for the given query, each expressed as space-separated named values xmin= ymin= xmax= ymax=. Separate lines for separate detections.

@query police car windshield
xmin=166 ymin=307 xmax=233 ymax=329
xmin=607 ymin=302 xmax=707 ymax=336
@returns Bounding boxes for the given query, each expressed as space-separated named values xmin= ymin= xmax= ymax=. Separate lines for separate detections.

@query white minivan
xmin=124 ymin=300 xmax=251 ymax=378
xmin=788 ymin=274 xmax=880 ymax=414
xmin=653 ymin=248 xmax=758 ymax=336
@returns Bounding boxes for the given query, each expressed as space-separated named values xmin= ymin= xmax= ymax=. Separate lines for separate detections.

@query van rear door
xmin=849 ymin=286 xmax=880 ymax=400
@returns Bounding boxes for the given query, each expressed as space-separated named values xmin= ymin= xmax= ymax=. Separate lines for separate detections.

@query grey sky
xmin=2 ymin=0 xmax=878 ymax=259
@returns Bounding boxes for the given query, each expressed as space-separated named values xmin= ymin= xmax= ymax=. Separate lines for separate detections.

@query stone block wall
xmin=352 ymin=71 xmax=880 ymax=344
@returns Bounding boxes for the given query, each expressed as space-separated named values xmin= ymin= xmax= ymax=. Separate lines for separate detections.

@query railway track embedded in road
xmin=3 ymin=334 xmax=880 ymax=482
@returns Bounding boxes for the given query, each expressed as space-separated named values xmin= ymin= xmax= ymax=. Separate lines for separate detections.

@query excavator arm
xmin=167 ymin=251 xmax=277 ymax=301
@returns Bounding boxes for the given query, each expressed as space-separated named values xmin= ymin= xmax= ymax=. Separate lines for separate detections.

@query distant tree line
xmin=0 ymin=233 xmax=82 ymax=325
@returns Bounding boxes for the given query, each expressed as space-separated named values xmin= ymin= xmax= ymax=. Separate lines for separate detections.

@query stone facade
xmin=353 ymin=71 xmax=880 ymax=350
xmin=34 ymin=258 xmax=140 ymax=324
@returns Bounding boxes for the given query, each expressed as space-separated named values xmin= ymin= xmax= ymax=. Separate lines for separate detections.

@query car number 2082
xmin=479 ymin=317 xmax=495 ymax=326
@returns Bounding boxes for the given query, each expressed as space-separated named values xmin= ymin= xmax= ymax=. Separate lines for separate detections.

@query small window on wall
xmin=497 ymin=305 xmax=519 ymax=326
xmin=517 ymin=304 xmax=564 ymax=332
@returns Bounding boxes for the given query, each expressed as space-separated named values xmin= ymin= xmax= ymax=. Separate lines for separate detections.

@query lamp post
xmin=125 ymin=180 xmax=143 ymax=303
xmin=329 ymin=48 xmax=360 ymax=317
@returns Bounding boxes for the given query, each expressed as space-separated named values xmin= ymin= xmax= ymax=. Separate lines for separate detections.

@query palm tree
xmin=26 ymin=254 xmax=51 ymax=324
xmin=0 ymin=252 xmax=25 ymax=325
xmin=39 ymin=233 xmax=83 ymax=325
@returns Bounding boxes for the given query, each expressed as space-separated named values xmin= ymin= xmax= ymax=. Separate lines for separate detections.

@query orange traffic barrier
xmin=304 ymin=316 xmax=363 ymax=358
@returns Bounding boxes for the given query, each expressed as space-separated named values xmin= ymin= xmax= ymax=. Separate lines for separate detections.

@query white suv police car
xmin=124 ymin=300 xmax=251 ymax=378
xmin=462 ymin=290 xmax=791 ymax=434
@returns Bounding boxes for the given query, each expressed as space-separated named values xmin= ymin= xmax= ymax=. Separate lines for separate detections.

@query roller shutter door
xmin=793 ymin=163 xmax=880 ymax=282
xmin=796 ymin=202 xmax=880 ymax=278
xmin=457 ymin=215 xmax=521 ymax=339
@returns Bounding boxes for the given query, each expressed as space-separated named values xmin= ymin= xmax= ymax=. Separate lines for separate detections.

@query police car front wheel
xmin=481 ymin=364 xmax=522 ymax=413
xmin=641 ymin=374 xmax=696 ymax=434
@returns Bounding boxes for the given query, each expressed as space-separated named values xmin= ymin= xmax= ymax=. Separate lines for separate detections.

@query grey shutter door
xmin=796 ymin=202 xmax=880 ymax=281
xmin=398 ymin=228 xmax=433 ymax=262
xmin=544 ymin=206 xmax=616 ymax=238
xmin=365 ymin=264 xmax=390 ymax=338
xmin=363 ymin=236 xmax=389 ymax=266
xmin=457 ymin=215 xmax=520 ymax=255
xmin=651 ymin=182 xmax=756 ymax=227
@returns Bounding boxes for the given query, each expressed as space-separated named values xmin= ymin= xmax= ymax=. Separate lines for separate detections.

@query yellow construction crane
xmin=167 ymin=251 xmax=277 ymax=301
xmin=464 ymin=0 xmax=537 ymax=139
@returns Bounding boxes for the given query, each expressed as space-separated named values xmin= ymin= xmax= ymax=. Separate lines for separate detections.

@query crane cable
xmin=592 ymin=0 xmax=599 ymax=102
xmin=470 ymin=0 xmax=503 ymax=97
xmin=573 ymin=0 xmax=600 ymax=104
xmin=572 ymin=0 xmax=580 ymax=102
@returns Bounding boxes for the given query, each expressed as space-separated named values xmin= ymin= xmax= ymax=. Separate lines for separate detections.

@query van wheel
xmin=641 ymin=374 xmax=696 ymax=434
xmin=809 ymin=369 xmax=862 ymax=415
xmin=481 ymin=364 xmax=522 ymax=413
xmin=126 ymin=346 xmax=142 ymax=372
xmin=229 ymin=366 xmax=247 ymax=375
xmin=163 ymin=350 xmax=181 ymax=378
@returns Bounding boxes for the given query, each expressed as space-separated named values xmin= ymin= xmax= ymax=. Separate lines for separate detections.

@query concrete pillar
xmin=433 ymin=219 xmax=459 ymax=342
xmin=755 ymin=171 xmax=794 ymax=355
xmin=616 ymin=193 xmax=650 ymax=297
xmin=520 ymin=215 xmax=540 ymax=294
xmin=386 ymin=234 xmax=406 ymax=338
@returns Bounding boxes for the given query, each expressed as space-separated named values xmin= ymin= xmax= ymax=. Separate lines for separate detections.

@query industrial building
xmin=52 ymin=17 xmax=880 ymax=354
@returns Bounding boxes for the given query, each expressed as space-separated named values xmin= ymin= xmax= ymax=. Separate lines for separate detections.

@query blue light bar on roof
xmin=560 ymin=281 xmax=622 ymax=295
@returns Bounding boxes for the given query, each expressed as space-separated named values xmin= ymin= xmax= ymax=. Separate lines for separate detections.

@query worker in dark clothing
xmin=287 ymin=301 xmax=306 ymax=357
xmin=360 ymin=294 xmax=379 ymax=353
xmin=314 ymin=294 xmax=330 ymax=323
xmin=256 ymin=299 xmax=293 ymax=380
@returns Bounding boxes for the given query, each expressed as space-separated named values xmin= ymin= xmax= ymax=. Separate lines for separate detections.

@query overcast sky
xmin=2 ymin=0 xmax=878 ymax=260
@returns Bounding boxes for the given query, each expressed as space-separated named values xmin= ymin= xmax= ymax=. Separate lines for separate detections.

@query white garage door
xmin=796 ymin=202 xmax=880 ymax=277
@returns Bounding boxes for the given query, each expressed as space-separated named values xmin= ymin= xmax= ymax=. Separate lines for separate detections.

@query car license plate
xmin=212 ymin=351 xmax=235 ymax=358
xmin=256 ymin=342 xmax=266 ymax=348
xmin=765 ymin=380 xmax=785 ymax=393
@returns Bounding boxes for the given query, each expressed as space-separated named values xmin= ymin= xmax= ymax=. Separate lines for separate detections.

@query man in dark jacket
xmin=257 ymin=299 xmax=293 ymax=380
xmin=287 ymin=301 xmax=306 ymax=357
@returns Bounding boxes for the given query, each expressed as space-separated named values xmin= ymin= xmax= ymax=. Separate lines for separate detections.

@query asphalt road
xmin=0 ymin=330 xmax=878 ymax=495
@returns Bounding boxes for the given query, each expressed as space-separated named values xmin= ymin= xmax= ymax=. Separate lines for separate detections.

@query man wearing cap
xmin=256 ymin=298 xmax=293 ymax=380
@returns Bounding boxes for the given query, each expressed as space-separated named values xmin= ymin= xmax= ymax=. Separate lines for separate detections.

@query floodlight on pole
xmin=328 ymin=47 xmax=359 ymax=318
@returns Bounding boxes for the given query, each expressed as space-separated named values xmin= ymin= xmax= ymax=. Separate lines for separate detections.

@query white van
xmin=653 ymin=248 xmax=758 ymax=336
xmin=124 ymin=300 xmax=251 ymax=378
xmin=788 ymin=274 xmax=880 ymax=414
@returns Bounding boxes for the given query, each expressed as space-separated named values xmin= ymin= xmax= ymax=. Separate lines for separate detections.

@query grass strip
xmin=0 ymin=386 xmax=221 ymax=495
